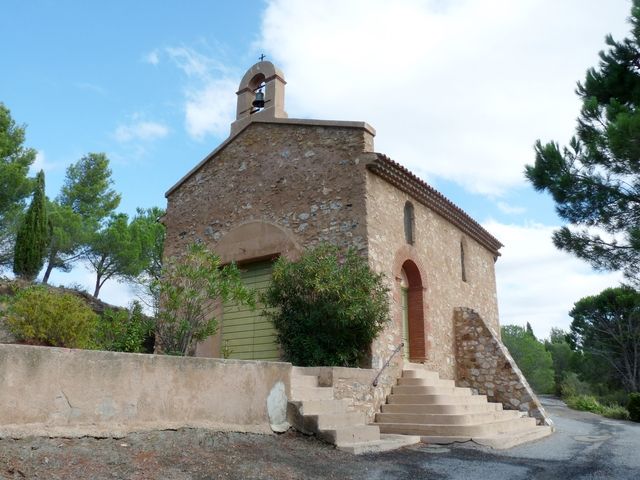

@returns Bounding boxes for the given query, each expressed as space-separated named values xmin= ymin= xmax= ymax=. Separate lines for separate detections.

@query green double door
xmin=221 ymin=260 xmax=280 ymax=361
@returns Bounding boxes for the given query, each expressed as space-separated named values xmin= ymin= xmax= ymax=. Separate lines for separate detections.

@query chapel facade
xmin=163 ymin=61 xmax=503 ymax=380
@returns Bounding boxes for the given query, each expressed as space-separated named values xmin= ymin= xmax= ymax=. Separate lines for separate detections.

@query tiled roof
xmin=367 ymin=154 xmax=503 ymax=255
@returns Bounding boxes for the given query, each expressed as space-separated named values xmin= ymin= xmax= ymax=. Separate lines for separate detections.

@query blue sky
xmin=0 ymin=0 xmax=633 ymax=337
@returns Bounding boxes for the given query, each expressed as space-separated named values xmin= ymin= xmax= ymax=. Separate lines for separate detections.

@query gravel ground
xmin=0 ymin=429 xmax=429 ymax=480
xmin=2 ymin=398 xmax=640 ymax=479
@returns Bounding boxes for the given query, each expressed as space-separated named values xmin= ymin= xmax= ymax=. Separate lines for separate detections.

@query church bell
xmin=252 ymin=89 xmax=265 ymax=109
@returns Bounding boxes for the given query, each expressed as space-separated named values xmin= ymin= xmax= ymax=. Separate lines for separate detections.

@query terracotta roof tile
xmin=367 ymin=153 xmax=503 ymax=255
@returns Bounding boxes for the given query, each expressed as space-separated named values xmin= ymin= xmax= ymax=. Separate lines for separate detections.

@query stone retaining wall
xmin=454 ymin=307 xmax=553 ymax=427
xmin=295 ymin=361 xmax=402 ymax=422
xmin=0 ymin=344 xmax=292 ymax=439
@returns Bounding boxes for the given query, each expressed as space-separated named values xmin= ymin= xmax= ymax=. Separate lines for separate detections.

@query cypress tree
xmin=13 ymin=170 xmax=49 ymax=280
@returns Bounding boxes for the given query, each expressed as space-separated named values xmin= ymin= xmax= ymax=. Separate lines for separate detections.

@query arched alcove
xmin=401 ymin=259 xmax=426 ymax=361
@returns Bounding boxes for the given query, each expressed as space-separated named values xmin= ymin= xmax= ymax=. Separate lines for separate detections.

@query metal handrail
xmin=372 ymin=342 xmax=404 ymax=387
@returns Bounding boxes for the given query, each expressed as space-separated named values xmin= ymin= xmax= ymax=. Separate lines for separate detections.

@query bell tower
xmin=231 ymin=60 xmax=287 ymax=135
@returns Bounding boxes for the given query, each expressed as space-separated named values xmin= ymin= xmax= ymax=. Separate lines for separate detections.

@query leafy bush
xmin=7 ymin=286 xmax=98 ymax=348
xmin=565 ymin=394 xmax=601 ymax=412
xmin=154 ymin=243 xmax=253 ymax=356
xmin=561 ymin=372 xmax=592 ymax=399
xmin=601 ymin=404 xmax=631 ymax=421
xmin=628 ymin=393 xmax=640 ymax=422
xmin=263 ymin=244 xmax=389 ymax=367
xmin=565 ymin=394 xmax=630 ymax=420
xmin=594 ymin=388 xmax=629 ymax=408
xmin=95 ymin=302 xmax=153 ymax=353
xmin=501 ymin=324 xmax=554 ymax=393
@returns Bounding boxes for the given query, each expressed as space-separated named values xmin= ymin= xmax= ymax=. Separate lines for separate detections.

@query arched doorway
xmin=400 ymin=259 xmax=426 ymax=361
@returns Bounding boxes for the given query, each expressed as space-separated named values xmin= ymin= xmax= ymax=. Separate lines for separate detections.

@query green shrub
xmin=560 ymin=372 xmax=592 ymax=399
xmin=565 ymin=394 xmax=630 ymax=420
xmin=501 ymin=324 xmax=554 ymax=394
xmin=565 ymin=394 xmax=602 ymax=412
xmin=95 ymin=302 xmax=153 ymax=353
xmin=628 ymin=393 xmax=640 ymax=422
xmin=154 ymin=243 xmax=253 ymax=356
xmin=596 ymin=390 xmax=629 ymax=408
xmin=7 ymin=286 xmax=98 ymax=348
xmin=601 ymin=404 xmax=630 ymax=421
xmin=263 ymin=244 xmax=389 ymax=367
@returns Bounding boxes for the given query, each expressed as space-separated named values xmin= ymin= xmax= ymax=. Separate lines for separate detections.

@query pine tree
xmin=525 ymin=1 xmax=640 ymax=285
xmin=13 ymin=170 xmax=49 ymax=280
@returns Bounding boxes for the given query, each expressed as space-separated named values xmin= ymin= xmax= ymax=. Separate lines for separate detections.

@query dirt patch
xmin=0 ymin=429 xmax=429 ymax=480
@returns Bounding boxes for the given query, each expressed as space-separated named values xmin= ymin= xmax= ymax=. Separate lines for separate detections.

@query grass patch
xmin=565 ymin=394 xmax=630 ymax=420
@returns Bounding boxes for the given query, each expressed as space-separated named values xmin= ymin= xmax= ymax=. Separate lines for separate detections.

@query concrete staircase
xmin=288 ymin=367 xmax=420 ymax=454
xmin=374 ymin=364 xmax=552 ymax=449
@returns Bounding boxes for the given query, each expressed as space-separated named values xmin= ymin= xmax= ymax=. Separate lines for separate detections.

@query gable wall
xmin=164 ymin=123 xmax=374 ymax=357
xmin=365 ymin=172 xmax=500 ymax=379
xmin=165 ymin=122 xmax=373 ymax=260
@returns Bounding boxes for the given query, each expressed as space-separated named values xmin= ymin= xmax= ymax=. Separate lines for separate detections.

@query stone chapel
xmin=163 ymin=60 xmax=504 ymax=380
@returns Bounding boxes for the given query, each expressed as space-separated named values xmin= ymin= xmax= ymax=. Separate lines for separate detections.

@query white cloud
xmin=259 ymin=0 xmax=631 ymax=195
xmin=165 ymin=46 xmax=238 ymax=140
xmin=74 ymin=82 xmax=106 ymax=95
xmin=29 ymin=150 xmax=62 ymax=176
xmin=166 ymin=46 xmax=214 ymax=78
xmin=184 ymin=78 xmax=238 ymax=139
xmin=114 ymin=120 xmax=169 ymax=143
xmin=496 ymin=201 xmax=526 ymax=215
xmin=144 ymin=49 xmax=160 ymax=66
xmin=485 ymin=220 xmax=624 ymax=339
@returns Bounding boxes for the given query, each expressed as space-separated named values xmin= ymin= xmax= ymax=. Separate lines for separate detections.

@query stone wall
xmin=164 ymin=122 xmax=374 ymax=262
xmin=164 ymin=122 xmax=375 ymax=358
xmin=295 ymin=361 xmax=403 ymax=422
xmin=454 ymin=308 xmax=553 ymax=427
xmin=365 ymin=170 xmax=500 ymax=379
xmin=164 ymin=118 xmax=503 ymax=388
xmin=0 ymin=344 xmax=292 ymax=439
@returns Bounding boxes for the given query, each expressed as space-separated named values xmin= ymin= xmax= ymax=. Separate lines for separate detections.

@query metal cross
xmin=259 ymin=54 xmax=266 ymax=61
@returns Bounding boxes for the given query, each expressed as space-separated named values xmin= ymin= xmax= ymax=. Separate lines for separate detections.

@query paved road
xmin=379 ymin=396 xmax=640 ymax=479
xmin=1 ymin=397 xmax=638 ymax=479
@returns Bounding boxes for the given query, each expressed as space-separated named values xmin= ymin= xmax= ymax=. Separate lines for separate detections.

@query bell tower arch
xmin=231 ymin=60 xmax=287 ymax=134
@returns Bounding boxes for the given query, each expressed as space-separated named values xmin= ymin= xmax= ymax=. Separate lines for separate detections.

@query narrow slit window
xmin=404 ymin=202 xmax=415 ymax=245
xmin=460 ymin=241 xmax=467 ymax=282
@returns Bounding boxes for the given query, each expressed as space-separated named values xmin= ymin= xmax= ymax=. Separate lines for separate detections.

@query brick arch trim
xmin=392 ymin=246 xmax=429 ymax=362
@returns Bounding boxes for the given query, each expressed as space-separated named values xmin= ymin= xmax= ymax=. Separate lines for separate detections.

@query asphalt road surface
xmin=1 ymin=396 xmax=638 ymax=479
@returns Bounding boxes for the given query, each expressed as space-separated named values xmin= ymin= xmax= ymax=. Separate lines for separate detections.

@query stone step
xmin=293 ymin=398 xmax=352 ymax=416
xmin=388 ymin=394 xmax=489 ymax=405
xmin=290 ymin=374 xmax=318 ymax=388
xmin=375 ymin=409 xmax=522 ymax=426
xmin=401 ymin=369 xmax=441 ymax=383
xmin=290 ymin=386 xmax=333 ymax=401
xmin=381 ymin=402 xmax=503 ymax=415
xmin=377 ymin=417 xmax=537 ymax=437
xmin=311 ymin=412 xmax=366 ymax=430
xmin=291 ymin=366 xmax=323 ymax=377
xmin=317 ymin=425 xmax=380 ymax=446
xmin=403 ymin=362 xmax=429 ymax=370
xmin=473 ymin=425 xmax=553 ymax=449
xmin=391 ymin=385 xmax=472 ymax=396
xmin=337 ymin=434 xmax=421 ymax=455
xmin=397 ymin=377 xmax=456 ymax=388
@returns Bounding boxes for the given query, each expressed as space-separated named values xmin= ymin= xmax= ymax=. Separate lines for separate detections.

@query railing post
xmin=372 ymin=342 xmax=404 ymax=387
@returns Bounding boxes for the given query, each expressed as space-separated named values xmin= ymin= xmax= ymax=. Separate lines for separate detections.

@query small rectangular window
xmin=460 ymin=241 xmax=467 ymax=282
